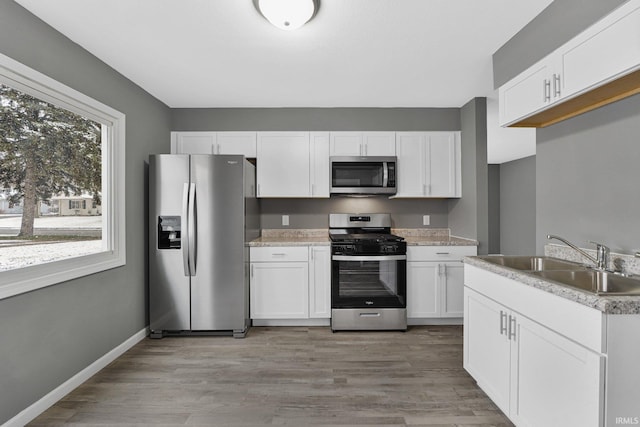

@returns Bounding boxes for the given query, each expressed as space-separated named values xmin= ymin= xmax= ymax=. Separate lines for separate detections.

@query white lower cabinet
xmin=250 ymin=261 xmax=309 ymax=319
xmin=464 ymin=265 xmax=606 ymax=427
xmin=407 ymin=245 xmax=477 ymax=323
xmin=250 ymin=245 xmax=331 ymax=324
xmin=309 ymin=246 xmax=331 ymax=318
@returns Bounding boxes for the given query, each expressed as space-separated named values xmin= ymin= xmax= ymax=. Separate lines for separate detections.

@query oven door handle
xmin=332 ymin=255 xmax=407 ymax=261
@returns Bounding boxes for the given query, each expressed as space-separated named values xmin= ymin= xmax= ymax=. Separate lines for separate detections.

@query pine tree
xmin=0 ymin=84 xmax=101 ymax=237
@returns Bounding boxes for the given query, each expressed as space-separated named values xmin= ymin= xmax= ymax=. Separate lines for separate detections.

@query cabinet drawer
xmin=250 ymin=246 xmax=309 ymax=262
xmin=407 ymin=245 xmax=477 ymax=261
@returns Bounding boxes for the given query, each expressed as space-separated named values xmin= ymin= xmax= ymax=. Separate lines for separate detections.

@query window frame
xmin=0 ymin=52 xmax=126 ymax=300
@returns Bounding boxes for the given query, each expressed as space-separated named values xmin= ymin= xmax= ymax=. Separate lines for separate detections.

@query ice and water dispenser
xmin=157 ymin=216 xmax=181 ymax=249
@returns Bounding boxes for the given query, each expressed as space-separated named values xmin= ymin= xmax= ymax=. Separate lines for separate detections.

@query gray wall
xmin=0 ymin=1 xmax=171 ymax=424
xmin=500 ymin=156 xmax=536 ymax=255
xmin=493 ymin=0 xmax=625 ymax=87
xmin=488 ymin=165 xmax=500 ymax=254
xmin=448 ymin=98 xmax=489 ymax=253
xmin=172 ymin=108 xmax=460 ymax=131
xmin=172 ymin=107 xmax=462 ymax=230
xmin=536 ymin=94 xmax=640 ymax=255
xmin=260 ymin=198 xmax=450 ymax=229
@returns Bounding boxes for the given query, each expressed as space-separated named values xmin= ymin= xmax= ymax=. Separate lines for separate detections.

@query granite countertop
xmin=392 ymin=229 xmax=478 ymax=246
xmin=249 ymin=228 xmax=477 ymax=247
xmin=249 ymin=229 xmax=330 ymax=247
xmin=464 ymin=256 xmax=640 ymax=315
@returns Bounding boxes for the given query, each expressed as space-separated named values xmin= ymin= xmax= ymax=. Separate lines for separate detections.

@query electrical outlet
xmin=282 ymin=215 xmax=289 ymax=226
xmin=423 ymin=215 xmax=430 ymax=226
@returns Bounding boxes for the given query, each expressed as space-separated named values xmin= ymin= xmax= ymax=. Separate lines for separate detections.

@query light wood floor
xmin=29 ymin=326 xmax=513 ymax=426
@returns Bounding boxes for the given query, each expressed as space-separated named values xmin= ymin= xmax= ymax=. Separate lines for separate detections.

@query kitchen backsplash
xmin=259 ymin=198 xmax=450 ymax=229
xmin=545 ymin=244 xmax=640 ymax=276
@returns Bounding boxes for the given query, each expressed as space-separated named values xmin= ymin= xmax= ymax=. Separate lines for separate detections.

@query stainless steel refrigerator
xmin=148 ymin=154 xmax=259 ymax=338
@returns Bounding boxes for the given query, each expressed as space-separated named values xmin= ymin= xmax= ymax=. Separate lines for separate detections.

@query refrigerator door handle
xmin=188 ymin=182 xmax=197 ymax=276
xmin=182 ymin=183 xmax=190 ymax=276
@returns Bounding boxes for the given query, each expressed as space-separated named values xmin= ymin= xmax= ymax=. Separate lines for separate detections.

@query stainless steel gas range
xmin=329 ymin=213 xmax=407 ymax=331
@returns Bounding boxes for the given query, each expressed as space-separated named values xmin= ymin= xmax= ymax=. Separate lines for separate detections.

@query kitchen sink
xmin=477 ymin=255 xmax=586 ymax=272
xmin=532 ymin=270 xmax=640 ymax=295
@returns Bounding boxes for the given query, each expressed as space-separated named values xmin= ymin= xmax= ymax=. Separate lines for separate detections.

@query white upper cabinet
xmin=171 ymin=131 xmax=217 ymax=154
xmin=255 ymin=132 xmax=330 ymax=198
xmin=499 ymin=56 xmax=561 ymax=126
xmin=395 ymin=132 xmax=461 ymax=198
xmin=309 ymin=132 xmax=330 ymax=198
xmin=558 ymin=0 xmax=640 ymax=98
xmin=329 ymin=132 xmax=395 ymax=156
xmin=256 ymin=132 xmax=310 ymax=198
xmin=215 ymin=132 xmax=257 ymax=157
xmin=498 ymin=0 xmax=640 ymax=127
xmin=171 ymin=131 xmax=257 ymax=157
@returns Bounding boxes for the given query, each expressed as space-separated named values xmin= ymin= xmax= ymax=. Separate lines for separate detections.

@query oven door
xmin=331 ymin=254 xmax=406 ymax=308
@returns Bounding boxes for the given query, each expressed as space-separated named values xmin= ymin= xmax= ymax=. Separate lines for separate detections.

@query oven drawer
xmin=331 ymin=308 xmax=407 ymax=331
xmin=407 ymin=246 xmax=477 ymax=261
xmin=251 ymin=246 xmax=309 ymax=262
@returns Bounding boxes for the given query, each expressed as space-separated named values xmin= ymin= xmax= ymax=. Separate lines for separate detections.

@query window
xmin=0 ymin=53 xmax=125 ymax=299
xmin=68 ymin=200 xmax=87 ymax=210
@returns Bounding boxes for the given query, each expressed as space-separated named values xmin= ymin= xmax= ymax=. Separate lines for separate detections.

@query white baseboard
xmin=4 ymin=327 xmax=148 ymax=427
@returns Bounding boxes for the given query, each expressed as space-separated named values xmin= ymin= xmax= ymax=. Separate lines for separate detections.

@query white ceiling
xmin=15 ymin=0 xmax=553 ymax=109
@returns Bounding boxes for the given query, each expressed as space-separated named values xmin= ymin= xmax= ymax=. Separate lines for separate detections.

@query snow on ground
xmin=0 ymin=214 xmax=101 ymax=228
xmin=0 ymin=215 xmax=103 ymax=271
xmin=0 ymin=240 xmax=103 ymax=271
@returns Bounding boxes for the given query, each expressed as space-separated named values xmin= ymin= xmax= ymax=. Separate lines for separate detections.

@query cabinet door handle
xmin=437 ymin=264 xmax=446 ymax=276
xmin=500 ymin=311 xmax=508 ymax=335
xmin=543 ymin=79 xmax=551 ymax=102
xmin=553 ymin=74 xmax=561 ymax=98
xmin=257 ymin=184 xmax=260 ymax=196
xmin=311 ymin=183 xmax=315 ymax=196
xmin=509 ymin=315 xmax=517 ymax=340
xmin=250 ymin=264 xmax=254 ymax=278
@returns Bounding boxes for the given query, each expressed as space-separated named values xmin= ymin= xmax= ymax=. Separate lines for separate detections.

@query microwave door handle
xmin=383 ymin=162 xmax=388 ymax=188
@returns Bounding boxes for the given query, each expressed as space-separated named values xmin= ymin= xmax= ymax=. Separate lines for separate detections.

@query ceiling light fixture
xmin=254 ymin=0 xmax=318 ymax=31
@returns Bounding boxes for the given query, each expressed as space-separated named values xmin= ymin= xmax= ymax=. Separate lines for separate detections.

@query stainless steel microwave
xmin=330 ymin=156 xmax=397 ymax=195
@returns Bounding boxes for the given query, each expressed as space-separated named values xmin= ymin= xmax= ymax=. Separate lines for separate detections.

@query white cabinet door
xmin=329 ymin=132 xmax=363 ymax=156
xmin=427 ymin=133 xmax=459 ymax=197
xmin=215 ymin=132 xmax=257 ymax=157
xmin=440 ymin=262 xmax=465 ymax=317
xmin=250 ymin=262 xmax=309 ymax=319
xmin=256 ymin=132 xmax=310 ymax=197
xmin=310 ymin=132 xmax=330 ymax=198
xmin=407 ymin=262 xmax=439 ymax=318
xmin=362 ymin=132 xmax=396 ymax=156
xmin=395 ymin=132 xmax=460 ymax=198
xmin=499 ymin=57 xmax=559 ymax=126
xmin=395 ymin=133 xmax=426 ymax=197
xmin=560 ymin=1 xmax=640 ymax=98
xmin=171 ymin=132 xmax=216 ymax=154
xmin=464 ymin=288 xmax=512 ymax=415
xmin=309 ymin=246 xmax=331 ymax=318
xmin=510 ymin=315 xmax=604 ymax=427
xmin=329 ymin=132 xmax=395 ymax=156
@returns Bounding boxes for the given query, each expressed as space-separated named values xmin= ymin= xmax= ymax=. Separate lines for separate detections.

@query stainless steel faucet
xmin=547 ymin=234 xmax=610 ymax=271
